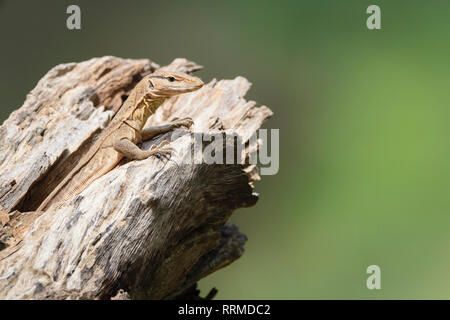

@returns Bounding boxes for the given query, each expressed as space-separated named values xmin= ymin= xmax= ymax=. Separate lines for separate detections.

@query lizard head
xmin=145 ymin=71 xmax=204 ymax=98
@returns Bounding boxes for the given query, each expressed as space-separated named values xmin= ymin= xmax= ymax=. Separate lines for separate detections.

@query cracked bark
xmin=0 ymin=56 xmax=272 ymax=299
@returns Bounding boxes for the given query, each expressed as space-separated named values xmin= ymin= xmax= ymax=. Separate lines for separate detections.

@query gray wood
xmin=0 ymin=56 xmax=273 ymax=299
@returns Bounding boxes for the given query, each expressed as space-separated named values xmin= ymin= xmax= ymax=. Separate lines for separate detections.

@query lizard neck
xmin=143 ymin=96 xmax=165 ymax=114
xmin=126 ymin=96 xmax=165 ymax=131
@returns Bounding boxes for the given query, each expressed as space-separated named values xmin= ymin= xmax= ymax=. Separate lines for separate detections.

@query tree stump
xmin=0 ymin=56 xmax=273 ymax=299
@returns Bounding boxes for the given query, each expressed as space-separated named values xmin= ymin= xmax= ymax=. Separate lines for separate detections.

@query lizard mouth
xmin=169 ymin=83 xmax=203 ymax=93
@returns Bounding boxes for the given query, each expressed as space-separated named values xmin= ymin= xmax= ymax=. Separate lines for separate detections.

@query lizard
xmin=36 ymin=70 xmax=204 ymax=211
xmin=0 ymin=69 xmax=203 ymax=260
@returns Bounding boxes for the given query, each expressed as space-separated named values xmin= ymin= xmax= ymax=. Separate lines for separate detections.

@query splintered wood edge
xmin=0 ymin=56 xmax=273 ymax=300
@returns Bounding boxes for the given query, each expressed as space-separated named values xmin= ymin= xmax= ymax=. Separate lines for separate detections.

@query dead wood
xmin=0 ymin=56 xmax=272 ymax=299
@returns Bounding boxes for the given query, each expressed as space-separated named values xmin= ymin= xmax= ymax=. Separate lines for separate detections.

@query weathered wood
xmin=0 ymin=56 xmax=272 ymax=299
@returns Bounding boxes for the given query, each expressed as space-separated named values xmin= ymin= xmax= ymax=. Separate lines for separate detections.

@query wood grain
xmin=0 ymin=56 xmax=272 ymax=299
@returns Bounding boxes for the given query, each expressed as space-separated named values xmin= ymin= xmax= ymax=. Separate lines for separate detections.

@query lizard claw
xmin=146 ymin=139 xmax=176 ymax=159
xmin=151 ymin=147 xmax=175 ymax=160
xmin=171 ymin=117 xmax=194 ymax=129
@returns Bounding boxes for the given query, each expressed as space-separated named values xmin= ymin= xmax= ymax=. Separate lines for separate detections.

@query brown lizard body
xmin=37 ymin=70 xmax=203 ymax=211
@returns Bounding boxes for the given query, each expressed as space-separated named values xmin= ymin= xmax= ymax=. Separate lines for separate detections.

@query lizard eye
xmin=167 ymin=76 xmax=176 ymax=82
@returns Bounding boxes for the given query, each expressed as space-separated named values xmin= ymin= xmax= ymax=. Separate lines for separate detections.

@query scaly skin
xmin=37 ymin=71 xmax=203 ymax=211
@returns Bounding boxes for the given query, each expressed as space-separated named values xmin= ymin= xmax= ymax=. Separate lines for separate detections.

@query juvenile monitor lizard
xmin=36 ymin=70 xmax=204 ymax=211
xmin=0 ymin=70 xmax=203 ymax=259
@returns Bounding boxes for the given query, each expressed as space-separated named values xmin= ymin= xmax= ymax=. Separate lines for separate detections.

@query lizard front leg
xmin=141 ymin=117 xmax=194 ymax=141
xmin=113 ymin=138 xmax=174 ymax=160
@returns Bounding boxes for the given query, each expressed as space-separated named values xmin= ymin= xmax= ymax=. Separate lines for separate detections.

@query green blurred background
xmin=1 ymin=0 xmax=450 ymax=299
